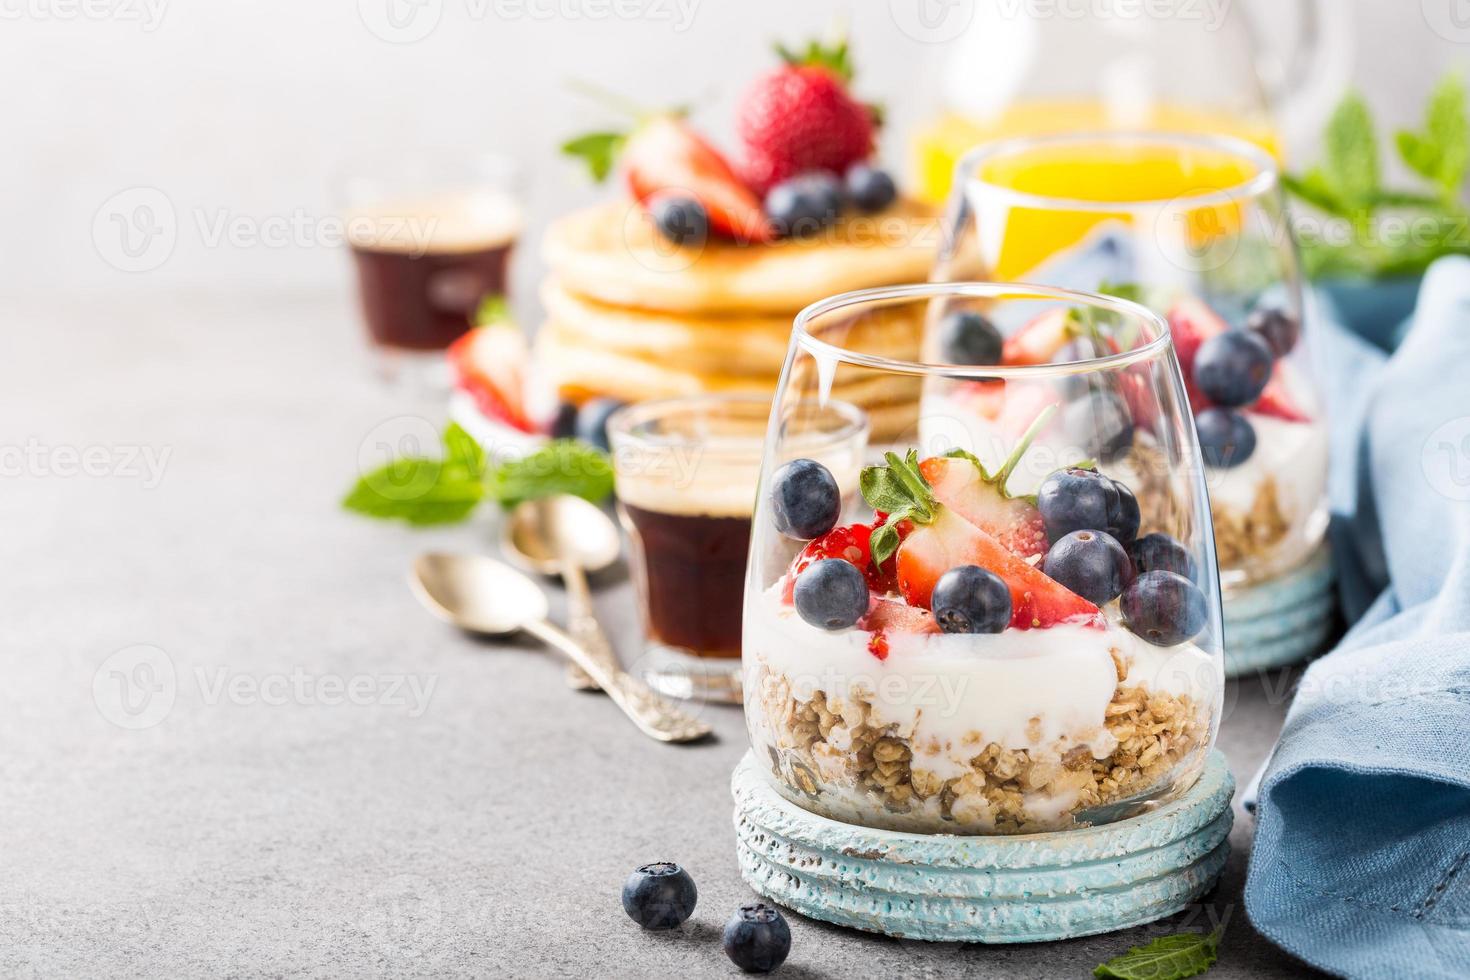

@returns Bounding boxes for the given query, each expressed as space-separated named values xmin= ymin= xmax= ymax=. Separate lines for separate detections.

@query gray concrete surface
xmin=2 ymin=292 xmax=1325 ymax=977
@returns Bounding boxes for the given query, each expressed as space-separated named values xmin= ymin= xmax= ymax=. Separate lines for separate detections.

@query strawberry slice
xmin=782 ymin=522 xmax=898 ymax=602
xmin=897 ymin=508 xmax=1099 ymax=629
xmin=624 ymin=117 xmax=772 ymax=242
xmin=919 ymin=455 xmax=1046 ymax=559
xmin=1253 ymin=370 xmax=1311 ymax=423
xmin=1167 ymin=295 xmax=1228 ymax=379
xmin=448 ymin=323 xmax=537 ymax=434
xmin=1003 ymin=308 xmax=1074 ymax=366
xmin=861 ymin=597 xmax=940 ymax=635
xmin=863 ymin=450 xmax=1099 ymax=630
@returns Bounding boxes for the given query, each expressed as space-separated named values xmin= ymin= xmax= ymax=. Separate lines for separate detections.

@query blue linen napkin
xmin=1245 ymin=257 xmax=1470 ymax=978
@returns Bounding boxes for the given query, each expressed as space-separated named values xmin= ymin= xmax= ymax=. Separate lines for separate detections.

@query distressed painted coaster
xmin=732 ymin=751 xmax=1234 ymax=944
xmin=1223 ymin=544 xmax=1337 ymax=677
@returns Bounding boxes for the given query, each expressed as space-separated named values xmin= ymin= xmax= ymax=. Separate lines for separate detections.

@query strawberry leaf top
xmin=861 ymin=451 xmax=937 ymax=567
xmin=774 ymin=37 xmax=853 ymax=84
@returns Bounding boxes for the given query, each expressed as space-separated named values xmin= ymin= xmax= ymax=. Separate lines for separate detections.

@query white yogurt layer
xmin=1203 ymin=412 xmax=1328 ymax=514
xmin=746 ymin=588 xmax=1220 ymax=784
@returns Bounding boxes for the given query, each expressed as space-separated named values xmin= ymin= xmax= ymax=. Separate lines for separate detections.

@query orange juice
xmin=912 ymin=100 xmax=1281 ymax=205
xmin=961 ymin=133 xmax=1269 ymax=282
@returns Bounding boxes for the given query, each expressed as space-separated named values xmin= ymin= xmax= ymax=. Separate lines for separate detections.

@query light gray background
xmin=3 ymin=1 xmax=1455 ymax=977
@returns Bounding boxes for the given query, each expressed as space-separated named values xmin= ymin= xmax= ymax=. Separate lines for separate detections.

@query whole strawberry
xmin=736 ymin=38 xmax=877 ymax=195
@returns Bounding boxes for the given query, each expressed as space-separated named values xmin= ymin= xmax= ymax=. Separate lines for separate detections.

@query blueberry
xmin=722 ymin=903 xmax=792 ymax=974
xmin=845 ymin=163 xmax=897 ymax=213
xmin=937 ymin=311 xmax=1004 ymax=366
xmin=1042 ymin=530 xmax=1130 ymax=606
xmin=1248 ymin=307 xmax=1300 ymax=358
xmin=1063 ymin=389 xmax=1135 ymax=463
xmin=575 ymin=397 xmax=626 ymax=452
xmin=650 ymin=196 xmax=708 ymax=246
xmin=1129 ymin=532 xmax=1197 ymax=581
xmin=1108 ymin=480 xmax=1141 ymax=548
xmin=1195 ymin=408 xmax=1257 ymax=469
xmin=1038 ymin=467 xmax=1120 ymax=544
xmin=794 ymin=559 xmax=869 ymax=631
xmin=549 ymin=400 xmax=579 ymax=440
xmin=769 ymin=458 xmax=841 ymax=540
xmin=1122 ymin=571 xmax=1208 ymax=647
xmin=931 ymin=565 xmax=1011 ymax=634
xmin=1193 ymin=331 xmax=1274 ymax=408
xmin=765 ymin=173 xmax=844 ymax=237
xmin=620 ymin=862 xmax=697 ymax=930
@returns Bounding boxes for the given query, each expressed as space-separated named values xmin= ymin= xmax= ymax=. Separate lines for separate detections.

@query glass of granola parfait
xmin=937 ymin=132 xmax=1327 ymax=590
xmin=744 ymin=282 xmax=1225 ymax=835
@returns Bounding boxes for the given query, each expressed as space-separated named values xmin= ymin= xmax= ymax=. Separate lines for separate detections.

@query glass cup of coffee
xmin=608 ymin=394 xmax=869 ymax=704
xmin=341 ymin=152 xmax=522 ymax=387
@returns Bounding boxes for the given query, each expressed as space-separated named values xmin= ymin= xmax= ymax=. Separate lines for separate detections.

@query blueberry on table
xmin=650 ymin=196 xmax=708 ymax=246
xmin=845 ymin=163 xmax=897 ymax=213
xmin=937 ymin=310 xmax=1004 ymax=366
xmin=1122 ymin=571 xmax=1208 ymax=647
xmin=1129 ymin=532 xmax=1197 ymax=581
xmin=1193 ymin=331 xmax=1274 ymax=408
xmin=1107 ymin=480 xmax=1141 ymax=548
xmin=1063 ymin=389 xmax=1135 ymax=463
xmin=765 ymin=174 xmax=843 ymax=238
xmin=549 ymin=400 xmax=580 ymax=440
xmin=1042 ymin=530 xmax=1130 ymax=606
xmin=575 ymin=397 xmax=626 ymax=452
xmin=621 ymin=862 xmax=697 ymax=930
xmin=1195 ymin=408 xmax=1257 ymax=469
xmin=723 ymin=903 xmax=792 ymax=973
xmin=769 ymin=458 xmax=841 ymax=540
xmin=1038 ymin=467 xmax=1120 ymax=545
xmin=931 ymin=565 xmax=1011 ymax=634
xmin=794 ymin=559 xmax=869 ymax=631
xmin=1248 ymin=307 xmax=1301 ymax=358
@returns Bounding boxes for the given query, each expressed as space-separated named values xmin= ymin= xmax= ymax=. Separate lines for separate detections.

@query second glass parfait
xmin=939 ymin=133 xmax=1328 ymax=589
xmin=745 ymin=283 xmax=1224 ymax=836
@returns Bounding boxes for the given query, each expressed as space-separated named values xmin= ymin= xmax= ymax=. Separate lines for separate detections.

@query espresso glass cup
xmin=340 ymin=151 xmax=522 ymax=389
xmin=609 ymin=394 xmax=868 ymax=704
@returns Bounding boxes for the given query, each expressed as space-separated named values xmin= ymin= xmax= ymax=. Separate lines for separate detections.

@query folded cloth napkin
xmin=1245 ymin=257 xmax=1470 ymax=978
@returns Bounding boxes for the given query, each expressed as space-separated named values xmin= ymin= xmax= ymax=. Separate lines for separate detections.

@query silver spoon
xmin=503 ymin=495 xmax=621 ymax=692
xmin=410 ymin=552 xmax=712 ymax=743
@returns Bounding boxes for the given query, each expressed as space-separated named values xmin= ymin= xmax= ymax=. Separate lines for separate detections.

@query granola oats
xmin=1211 ymin=476 xmax=1289 ymax=568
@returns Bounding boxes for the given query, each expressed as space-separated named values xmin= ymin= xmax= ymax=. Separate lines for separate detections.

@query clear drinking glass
xmin=939 ymin=132 xmax=1327 ymax=590
xmin=340 ymin=151 xmax=522 ymax=388
xmin=610 ymin=394 xmax=867 ymax=704
xmin=744 ymin=283 xmax=1225 ymax=835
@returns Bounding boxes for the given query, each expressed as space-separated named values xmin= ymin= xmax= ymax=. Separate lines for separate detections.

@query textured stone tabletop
xmin=1 ymin=292 xmax=1324 ymax=977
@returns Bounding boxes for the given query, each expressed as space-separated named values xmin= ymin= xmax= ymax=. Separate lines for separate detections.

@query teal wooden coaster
xmin=731 ymin=751 xmax=1233 ymax=944
xmin=1223 ymin=544 xmax=1337 ymax=677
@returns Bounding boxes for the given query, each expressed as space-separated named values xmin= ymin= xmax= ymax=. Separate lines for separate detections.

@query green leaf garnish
xmin=342 ymin=422 xmax=486 ymax=526
xmin=1285 ymin=72 xmax=1470 ymax=281
xmin=560 ymin=131 xmax=628 ymax=183
xmin=1094 ymin=931 xmax=1220 ymax=980
xmin=861 ymin=450 xmax=937 ymax=568
xmin=484 ymin=439 xmax=614 ymax=509
xmin=474 ymin=295 xmax=512 ymax=328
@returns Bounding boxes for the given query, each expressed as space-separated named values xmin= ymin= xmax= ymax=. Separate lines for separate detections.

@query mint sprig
xmin=560 ymin=131 xmax=628 ymax=184
xmin=1284 ymin=73 xmax=1470 ymax=280
xmin=342 ymin=427 xmax=613 ymax=526
xmin=1094 ymin=930 xmax=1221 ymax=980
xmin=343 ymin=422 xmax=486 ymax=526
xmin=860 ymin=450 xmax=937 ymax=567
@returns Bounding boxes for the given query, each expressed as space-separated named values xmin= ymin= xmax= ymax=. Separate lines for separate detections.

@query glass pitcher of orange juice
xmin=909 ymin=0 xmax=1351 ymax=203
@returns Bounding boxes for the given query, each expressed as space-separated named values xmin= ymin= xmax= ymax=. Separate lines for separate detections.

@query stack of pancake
xmin=537 ymin=198 xmax=944 ymax=439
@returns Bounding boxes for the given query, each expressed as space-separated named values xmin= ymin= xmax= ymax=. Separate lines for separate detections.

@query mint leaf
xmin=561 ymin=131 xmax=627 ymax=183
xmin=1396 ymin=73 xmax=1469 ymax=202
xmin=1094 ymin=931 xmax=1220 ymax=980
xmin=860 ymin=451 xmax=939 ymax=570
xmin=474 ymin=295 xmax=512 ymax=328
xmin=1324 ymin=92 xmax=1379 ymax=208
xmin=342 ymin=422 xmax=487 ymax=526
xmin=484 ymin=439 xmax=614 ymax=509
xmin=869 ymin=523 xmax=901 ymax=567
xmin=1282 ymin=170 xmax=1349 ymax=217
